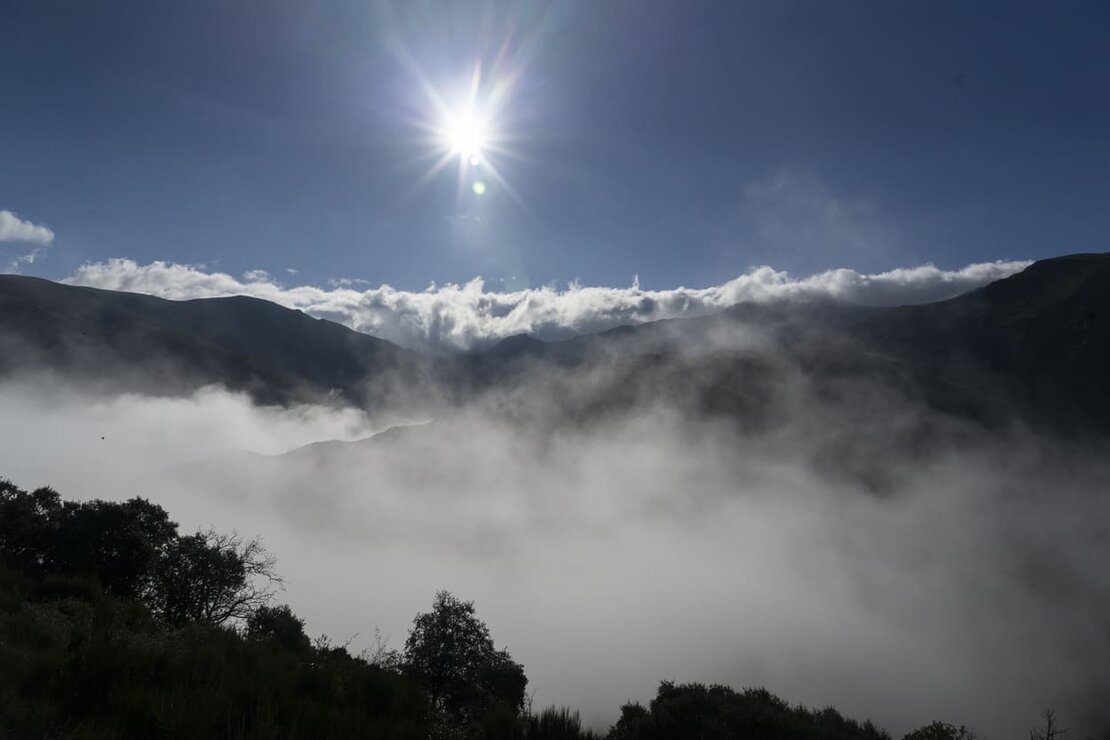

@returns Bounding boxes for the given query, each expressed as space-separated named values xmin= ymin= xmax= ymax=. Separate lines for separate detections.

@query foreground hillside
xmin=0 ymin=476 xmax=930 ymax=740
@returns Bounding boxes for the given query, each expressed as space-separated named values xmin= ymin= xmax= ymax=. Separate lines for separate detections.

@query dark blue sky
xmin=2 ymin=0 xmax=1109 ymax=290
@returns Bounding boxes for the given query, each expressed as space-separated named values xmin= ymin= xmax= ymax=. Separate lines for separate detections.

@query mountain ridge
xmin=3 ymin=253 xmax=1109 ymax=435
xmin=0 ymin=273 xmax=420 ymax=407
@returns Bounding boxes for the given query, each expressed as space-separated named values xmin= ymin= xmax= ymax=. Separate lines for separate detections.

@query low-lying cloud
xmin=64 ymin=258 xmax=1030 ymax=352
xmin=1 ymin=344 xmax=1106 ymax=739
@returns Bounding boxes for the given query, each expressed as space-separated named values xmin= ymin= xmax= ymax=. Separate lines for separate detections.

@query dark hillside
xmin=466 ymin=253 xmax=1110 ymax=436
xmin=849 ymin=253 xmax=1110 ymax=433
xmin=3 ymin=254 xmax=1109 ymax=435
xmin=0 ymin=275 xmax=422 ymax=407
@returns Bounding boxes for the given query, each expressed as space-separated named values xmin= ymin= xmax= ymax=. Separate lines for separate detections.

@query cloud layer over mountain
xmin=65 ymin=258 xmax=1030 ymax=352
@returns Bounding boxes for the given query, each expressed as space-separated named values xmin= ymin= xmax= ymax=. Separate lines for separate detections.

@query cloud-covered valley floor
xmin=3 ymin=351 xmax=1107 ymax=738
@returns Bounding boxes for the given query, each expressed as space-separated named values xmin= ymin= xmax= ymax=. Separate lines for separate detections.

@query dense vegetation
xmin=0 ymin=479 xmax=429 ymax=739
xmin=0 ymin=477 xmax=1039 ymax=739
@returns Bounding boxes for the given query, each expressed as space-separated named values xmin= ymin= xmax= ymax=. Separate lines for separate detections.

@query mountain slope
xmin=460 ymin=253 xmax=1110 ymax=436
xmin=0 ymin=275 xmax=422 ymax=406
xmin=848 ymin=253 xmax=1110 ymax=432
xmin=3 ymin=253 xmax=1108 ymax=434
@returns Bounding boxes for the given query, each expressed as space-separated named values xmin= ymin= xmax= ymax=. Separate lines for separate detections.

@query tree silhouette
xmin=1030 ymin=709 xmax=1068 ymax=740
xmin=607 ymin=682 xmax=890 ymax=740
xmin=54 ymin=497 xmax=178 ymax=600
xmin=150 ymin=529 xmax=281 ymax=626
xmin=902 ymin=721 xmax=979 ymax=740
xmin=402 ymin=590 xmax=527 ymax=732
xmin=247 ymin=603 xmax=311 ymax=654
xmin=0 ymin=480 xmax=61 ymax=575
xmin=0 ymin=482 xmax=179 ymax=601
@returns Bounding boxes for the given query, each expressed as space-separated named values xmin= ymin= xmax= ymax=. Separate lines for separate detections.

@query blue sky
xmin=2 ymin=0 xmax=1109 ymax=291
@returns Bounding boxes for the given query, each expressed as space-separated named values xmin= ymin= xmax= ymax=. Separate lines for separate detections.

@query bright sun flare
xmin=415 ymin=68 xmax=519 ymax=203
xmin=444 ymin=111 xmax=489 ymax=163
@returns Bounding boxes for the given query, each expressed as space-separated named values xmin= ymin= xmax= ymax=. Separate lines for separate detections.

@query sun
xmin=404 ymin=61 xmax=522 ymax=204
xmin=443 ymin=109 xmax=490 ymax=164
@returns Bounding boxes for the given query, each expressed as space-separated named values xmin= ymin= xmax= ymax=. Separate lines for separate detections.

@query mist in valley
xmin=3 ymin=330 xmax=1108 ymax=739
xmin=5 ymin=3 xmax=1109 ymax=737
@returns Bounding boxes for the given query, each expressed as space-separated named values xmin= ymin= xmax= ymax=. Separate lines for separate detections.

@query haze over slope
xmin=1 ymin=254 xmax=1109 ymax=737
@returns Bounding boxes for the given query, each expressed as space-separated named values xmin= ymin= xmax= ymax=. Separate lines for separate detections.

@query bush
xmin=526 ymin=706 xmax=601 ymax=740
xmin=607 ymin=682 xmax=890 ymax=740
xmin=35 ymin=573 xmax=103 ymax=603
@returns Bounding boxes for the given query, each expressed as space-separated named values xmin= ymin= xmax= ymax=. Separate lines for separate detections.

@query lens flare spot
xmin=472 ymin=180 xmax=487 ymax=195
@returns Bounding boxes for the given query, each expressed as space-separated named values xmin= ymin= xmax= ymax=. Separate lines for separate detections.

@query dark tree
xmin=903 ymin=721 xmax=979 ymax=740
xmin=1 ymin=477 xmax=436 ymax=738
xmin=0 ymin=483 xmax=178 ymax=602
xmin=150 ymin=529 xmax=281 ymax=626
xmin=403 ymin=590 xmax=527 ymax=732
xmin=607 ymin=682 xmax=890 ymax=740
xmin=1030 ymin=709 xmax=1068 ymax=740
xmin=608 ymin=704 xmax=651 ymax=740
xmin=54 ymin=497 xmax=178 ymax=600
xmin=246 ymin=603 xmax=311 ymax=654
xmin=0 ymin=480 xmax=61 ymax=575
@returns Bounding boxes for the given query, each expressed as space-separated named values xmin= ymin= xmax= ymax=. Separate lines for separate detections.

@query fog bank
xmin=1 ymin=377 xmax=1106 ymax=738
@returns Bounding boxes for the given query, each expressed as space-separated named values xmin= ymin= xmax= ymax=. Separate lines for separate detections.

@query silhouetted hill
xmin=4 ymin=254 xmax=1109 ymax=434
xmin=846 ymin=253 xmax=1110 ymax=433
xmin=0 ymin=274 xmax=423 ymax=407
xmin=469 ymin=253 xmax=1110 ymax=436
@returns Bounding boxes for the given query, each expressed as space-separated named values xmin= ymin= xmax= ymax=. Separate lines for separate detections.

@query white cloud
xmin=65 ymin=258 xmax=1031 ymax=352
xmin=6 ymin=249 xmax=45 ymax=273
xmin=1 ymin=209 xmax=55 ymax=273
xmin=241 ymin=269 xmax=272 ymax=283
xmin=0 ymin=209 xmax=54 ymax=245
